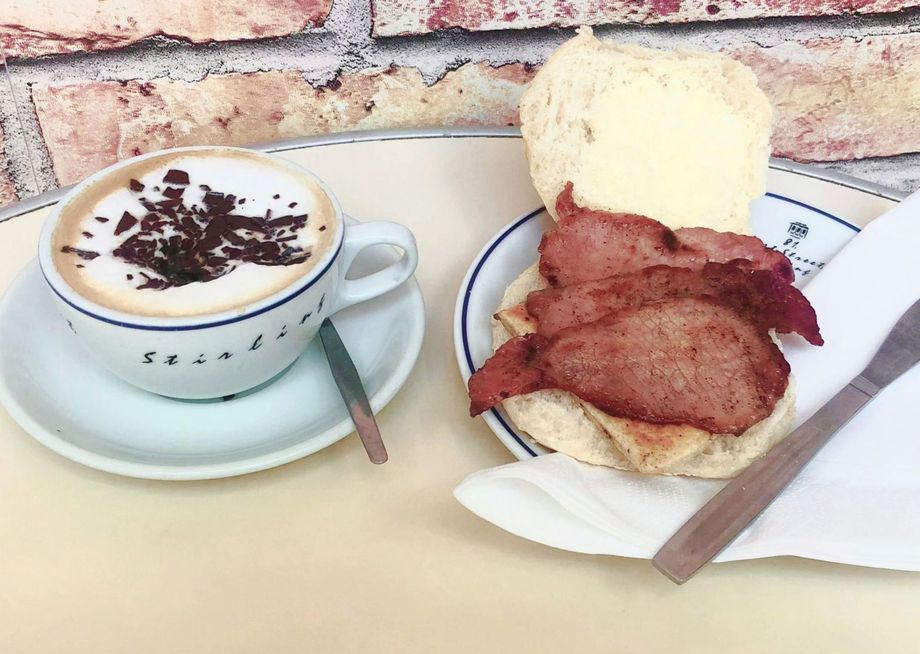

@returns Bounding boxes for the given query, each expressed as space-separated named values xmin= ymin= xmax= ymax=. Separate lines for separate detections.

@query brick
xmin=372 ymin=0 xmax=920 ymax=35
xmin=731 ymin=33 xmax=920 ymax=162
xmin=1 ymin=0 xmax=331 ymax=59
xmin=0 ymin=125 xmax=18 ymax=208
xmin=32 ymin=63 xmax=535 ymax=185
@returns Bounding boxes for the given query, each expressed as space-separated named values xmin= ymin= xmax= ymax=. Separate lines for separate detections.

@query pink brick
xmin=731 ymin=33 xmax=920 ymax=162
xmin=1 ymin=0 xmax=331 ymax=59
xmin=372 ymin=0 xmax=920 ymax=35
xmin=0 ymin=125 xmax=17 ymax=208
xmin=32 ymin=63 xmax=536 ymax=185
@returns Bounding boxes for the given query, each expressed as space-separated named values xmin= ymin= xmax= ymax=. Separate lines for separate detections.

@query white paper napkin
xmin=455 ymin=191 xmax=920 ymax=571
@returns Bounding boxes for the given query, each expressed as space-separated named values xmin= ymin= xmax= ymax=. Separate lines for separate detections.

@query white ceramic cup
xmin=38 ymin=147 xmax=418 ymax=399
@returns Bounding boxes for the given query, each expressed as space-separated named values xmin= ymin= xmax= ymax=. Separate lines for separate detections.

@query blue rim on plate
xmin=459 ymin=207 xmax=545 ymax=457
xmin=458 ymin=194 xmax=860 ymax=459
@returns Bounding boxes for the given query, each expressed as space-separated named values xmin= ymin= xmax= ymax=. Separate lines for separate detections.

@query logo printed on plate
xmin=750 ymin=193 xmax=858 ymax=284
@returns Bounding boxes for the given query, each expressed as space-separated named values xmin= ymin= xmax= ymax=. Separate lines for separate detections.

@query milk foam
xmin=53 ymin=151 xmax=337 ymax=317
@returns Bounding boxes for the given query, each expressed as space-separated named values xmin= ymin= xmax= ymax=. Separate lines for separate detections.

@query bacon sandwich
xmin=467 ymin=30 xmax=822 ymax=478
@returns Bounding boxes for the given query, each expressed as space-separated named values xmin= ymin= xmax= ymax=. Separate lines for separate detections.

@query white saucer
xmin=0 ymin=252 xmax=425 ymax=480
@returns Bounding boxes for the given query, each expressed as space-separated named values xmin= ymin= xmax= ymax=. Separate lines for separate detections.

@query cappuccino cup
xmin=39 ymin=146 xmax=418 ymax=399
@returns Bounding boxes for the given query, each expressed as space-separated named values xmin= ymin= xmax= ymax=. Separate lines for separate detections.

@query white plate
xmin=0 ymin=248 xmax=424 ymax=480
xmin=455 ymin=192 xmax=859 ymax=460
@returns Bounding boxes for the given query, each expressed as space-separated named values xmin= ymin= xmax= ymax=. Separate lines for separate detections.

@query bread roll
xmin=491 ymin=29 xmax=791 ymax=477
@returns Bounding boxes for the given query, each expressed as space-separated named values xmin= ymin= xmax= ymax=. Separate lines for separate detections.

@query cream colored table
xmin=0 ymin=129 xmax=917 ymax=653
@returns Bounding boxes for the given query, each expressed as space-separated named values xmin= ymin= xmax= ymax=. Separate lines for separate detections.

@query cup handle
xmin=331 ymin=219 xmax=418 ymax=313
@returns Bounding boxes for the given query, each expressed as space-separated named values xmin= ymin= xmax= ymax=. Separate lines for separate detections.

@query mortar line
xmin=5 ymin=8 xmax=920 ymax=84
xmin=1 ymin=50 xmax=40 ymax=196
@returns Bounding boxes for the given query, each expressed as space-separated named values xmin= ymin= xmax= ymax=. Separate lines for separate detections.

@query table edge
xmin=0 ymin=126 xmax=906 ymax=224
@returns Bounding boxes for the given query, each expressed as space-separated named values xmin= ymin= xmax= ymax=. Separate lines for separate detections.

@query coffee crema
xmin=53 ymin=149 xmax=337 ymax=317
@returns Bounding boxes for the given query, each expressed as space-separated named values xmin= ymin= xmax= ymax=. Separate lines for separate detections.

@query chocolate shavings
xmin=61 ymin=246 xmax=100 ymax=261
xmin=163 ymin=169 xmax=190 ymax=185
xmin=115 ymin=211 xmax=138 ymax=236
xmin=104 ymin=168 xmax=312 ymax=290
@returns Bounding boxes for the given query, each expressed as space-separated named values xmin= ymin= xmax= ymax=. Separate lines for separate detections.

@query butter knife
xmin=653 ymin=297 xmax=920 ymax=584
xmin=318 ymin=318 xmax=388 ymax=464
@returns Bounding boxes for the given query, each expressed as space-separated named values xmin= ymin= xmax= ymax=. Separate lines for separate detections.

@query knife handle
xmin=652 ymin=382 xmax=873 ymax=584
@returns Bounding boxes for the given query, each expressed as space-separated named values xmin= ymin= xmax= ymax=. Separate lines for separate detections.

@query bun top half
xmin=520 ymin=26 xmax=772 ymax=234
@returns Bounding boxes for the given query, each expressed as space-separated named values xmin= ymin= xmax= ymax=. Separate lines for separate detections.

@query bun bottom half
xmin=491 ymin=264 xmax=796 ymax=479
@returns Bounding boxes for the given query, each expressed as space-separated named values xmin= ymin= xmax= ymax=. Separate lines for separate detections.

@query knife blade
xmin=653 ymin=296 xmax=920 ymax=584
xmin=318 ymin=318 xmax=388 ymax=464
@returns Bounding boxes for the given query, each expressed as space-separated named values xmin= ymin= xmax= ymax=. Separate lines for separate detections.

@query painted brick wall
xmin=2 ymin=0 xmax=920 ymax=208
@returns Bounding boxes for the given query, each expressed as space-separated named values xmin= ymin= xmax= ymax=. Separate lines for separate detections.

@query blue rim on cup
xmin=38 ymin=146 xmax=349 ymax=331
